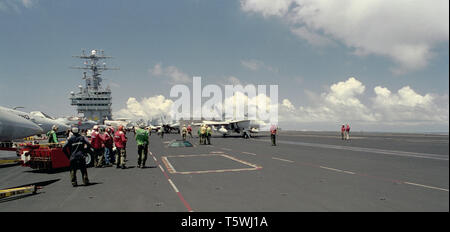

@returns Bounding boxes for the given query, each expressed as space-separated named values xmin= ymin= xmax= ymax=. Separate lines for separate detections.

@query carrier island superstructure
xmin=69 ymin=49 xmax=118 ymax=124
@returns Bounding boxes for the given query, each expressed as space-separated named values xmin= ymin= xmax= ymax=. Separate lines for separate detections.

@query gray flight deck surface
xmin=0 ymin=131 xmax=448 ymax=211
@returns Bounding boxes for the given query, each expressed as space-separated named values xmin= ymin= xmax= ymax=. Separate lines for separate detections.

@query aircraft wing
xmin=201 ymin=121 xmax=230 ymax=126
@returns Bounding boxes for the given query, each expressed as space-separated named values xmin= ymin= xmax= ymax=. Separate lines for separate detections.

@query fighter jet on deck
xmin=0 ymin=107 xmax=43 ymax=141
xmin=0 ymin=106 xmax=69 ymax=135
xmin=54 ymin=116 xmax=97 ymax=131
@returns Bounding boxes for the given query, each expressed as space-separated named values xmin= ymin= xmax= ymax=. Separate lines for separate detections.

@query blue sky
xmin=0 ymin=0 xmax=448 ymax=132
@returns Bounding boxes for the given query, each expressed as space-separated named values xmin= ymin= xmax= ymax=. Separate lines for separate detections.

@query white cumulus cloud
xmin=372 ymin=86 xmax=448 ymax=123
xmin=114 ymin=95 xmax=174 ymax=122
xmin=149 ymin=63 xmax=192 ymax=84
xmin=0 ymin=0 xmax=36 ymax=12
xmin=278 ymin=77 xmax=448 ymax=128
xmin=240 ymin=59 xmax=278 ymax=72
xmin=114 ymin=77 xmax=448 ymax=131
xmin=241 ymin=0 xmax=449 ymax=74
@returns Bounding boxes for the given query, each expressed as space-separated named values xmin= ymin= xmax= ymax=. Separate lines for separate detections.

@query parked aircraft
xmin=54 ymin=116 xmax=97 ymax=131
xmin=104 ymin=118 xmax=133 ymax=130
xmin=0 ymin=106 xmax=69 ymax=134
xmin=0 ymin=107 xmax=43 ymax=141
xmin=195 ymin=119 xmax=258 ymax=138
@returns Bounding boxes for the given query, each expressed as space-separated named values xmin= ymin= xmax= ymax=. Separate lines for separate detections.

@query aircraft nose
xmin=29 ymin=122 xmax=44 ymax=135
xmin=57 ymin=122 xmax=70 ymax=131
xmin=18 ymin=119 xmax=44 ymax=138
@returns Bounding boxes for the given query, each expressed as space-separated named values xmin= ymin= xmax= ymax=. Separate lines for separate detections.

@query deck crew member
xmin=345 ymin=124 xmax=351 ymax=141
xmin=114 ymin=125 xmax=128 ymax=169
xmin=62 ymin=127 xmax=91 ymax=187
xmin=206 ymin=126 xmax=212 ymax=145
xmin=270 ymin=125 xmax=277 ymax=146
xmin=135 ymin=124 xmax=149 ymax=168
xmin=159 ymin=127 xmax=164 ymax=138
xmin=200 ymin=124 xmax=207 ymax=145
xmin=181 ymin=125 xmax=187 ymax=141
xmin=47 ymin=125 xmax=59 ymax=145
xmin=91 ymin=125 xmax=105 ymax=168
xmin=102 ymin=127 xmax=114 ymax=167
xmin=187 ymin=125 xmax=193 ymax=138
xmin=341 ymin=125 xmax=345 ymax=140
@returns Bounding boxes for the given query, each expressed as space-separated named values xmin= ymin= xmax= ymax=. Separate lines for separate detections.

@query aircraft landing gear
xmin=243 ymin=132 xmax=249 ymax=139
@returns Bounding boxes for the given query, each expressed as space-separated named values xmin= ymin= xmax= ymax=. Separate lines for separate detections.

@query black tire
xmin=85 ymin=153 xmax=94 ymax=167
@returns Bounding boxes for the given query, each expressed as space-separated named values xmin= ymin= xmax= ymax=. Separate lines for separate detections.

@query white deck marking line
xmin=153 ymin=156 xmax=157 ymax=161
xmin=150 ymin=152 xmax=193 ymax=212
xmin=272 ymin=157 xmax=294 ymax=163
xmin=319 ymin=166 xmax=355 ymax=175
xmin=404 ymin=182 xmax=449 ymax=192
xmin=256 ymin=139 xmax=448 ymax=161
xmin=165 ymin=154 xmax=222 ymax=158
xmin=221 ymin=154 xmax=262 ymax=168
xmin=241 ymin=151 xmax=257 ymax=156
xmin=221 ymin=148 xmax=232 ymax=151
xmin=210 ymin=151 xmax=224 ymax=154
xmin=168 ymin=179 xmax=180 ymax=193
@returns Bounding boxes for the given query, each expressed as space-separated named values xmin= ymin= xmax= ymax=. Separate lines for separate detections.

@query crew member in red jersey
xmin=90 ymin=125 xmax=105 ymax=167
xmin=114 ymin=125 xmax=128 ymax=169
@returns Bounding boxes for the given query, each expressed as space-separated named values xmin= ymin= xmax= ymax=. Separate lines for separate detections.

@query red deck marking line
xmin=177 ymin=192 xmax=194 ymax=212
xmin=149 ymin=151 xmax=194 ymax=212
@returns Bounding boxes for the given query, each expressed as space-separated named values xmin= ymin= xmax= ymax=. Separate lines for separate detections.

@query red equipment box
xmin=19 ymin=143 xmax=70 ymax=170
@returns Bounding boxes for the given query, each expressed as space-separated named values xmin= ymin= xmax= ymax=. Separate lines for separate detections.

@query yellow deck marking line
xmin=241 ymin=151 xmax=257 ymax=156
xmin=161 ymin=154 xmax=262 ymax=175
xmin=404 ymin=182 xmax=449 ymax=192
xmin=161 ymin=156 xmax=176 ymax=173
xmin=221 ymin=154 xmax=261 ymax=168
xmin=272 ymin=157 xmax=294 ymax=163
xmin=175 ymin=168 xmax=260 ymax=175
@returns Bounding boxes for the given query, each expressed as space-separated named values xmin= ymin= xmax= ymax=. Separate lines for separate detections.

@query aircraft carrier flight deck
xmin=0 ymin=131 xmax=448 ymax=212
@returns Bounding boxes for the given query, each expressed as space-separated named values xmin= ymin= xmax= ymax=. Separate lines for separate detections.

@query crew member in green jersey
xmin=135 ymin=123 xmax=149 ymax=168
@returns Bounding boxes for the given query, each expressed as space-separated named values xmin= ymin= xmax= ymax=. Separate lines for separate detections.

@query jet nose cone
xmin=29 ymin=121 xmax=44 ymax=135
xmin=57 ymin=123 xmax=70 ymax=131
